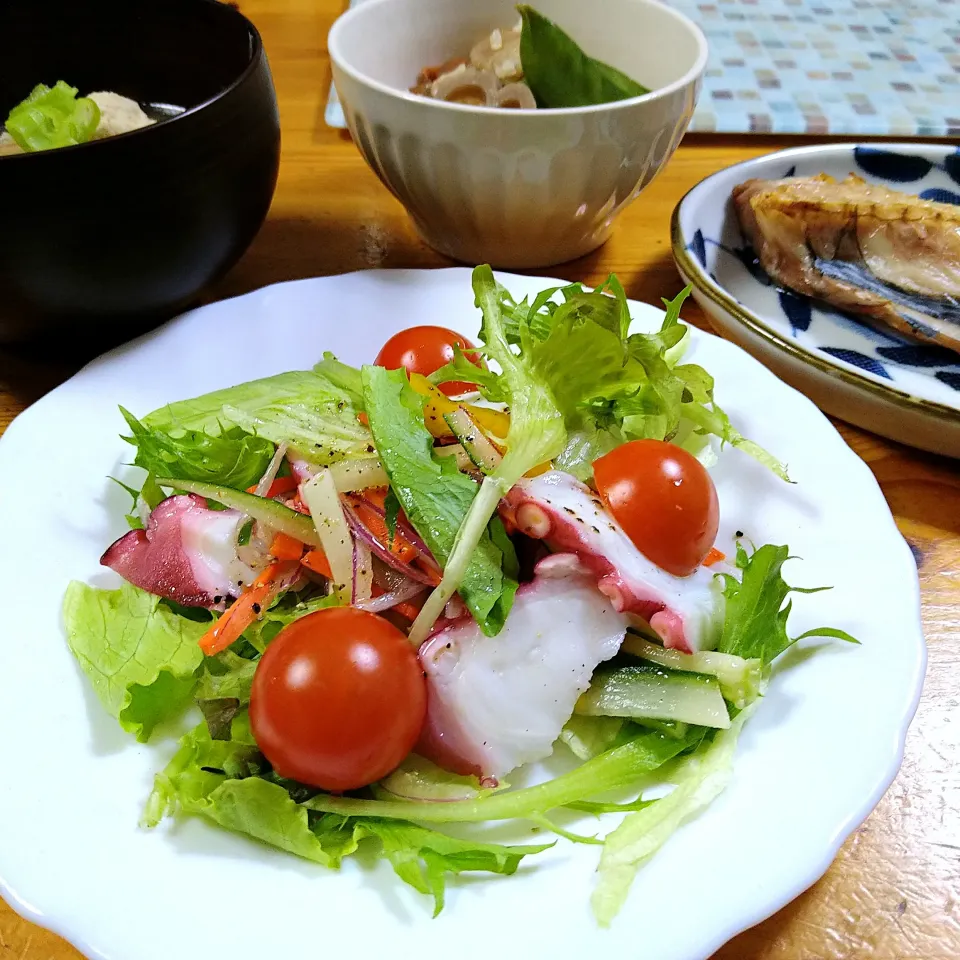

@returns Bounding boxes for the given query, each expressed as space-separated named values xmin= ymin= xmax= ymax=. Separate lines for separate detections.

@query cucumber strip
xmin=327 ymin=457 xmax=389 ymax=492
xmin=622 ymin=634 xmax=765 ymax=709
xmin=434 ymin=443 xmax=476 ymax=473
xmin=155 ymin=477 xmax=320 ymax=547
xmin=576 ymin=663 xmax=731 ymax=729
xmin=443 ymin=407 xmax=502 ymax=474
xmin=301 ymin=470 xmax=354 ymax=602
xmin=631 ymin=718 xmax=691 ymax=740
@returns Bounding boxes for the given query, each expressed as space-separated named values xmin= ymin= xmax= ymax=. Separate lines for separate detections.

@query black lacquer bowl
xmin=0 ymin=0 xmax=280 ymax=342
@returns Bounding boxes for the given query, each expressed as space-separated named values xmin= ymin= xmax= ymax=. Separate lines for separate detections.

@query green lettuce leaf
xmin=355 ymin=819 xmax=549 ymax=916
xmin=146 ymin=720 xmax=549 ymax=914
xmin=5 ymin=81 xmax=100 ymax=152
xmin=362 ymin=364 xmax=518 ymax=634
xmin=411 ymin=268 xmax=783 ymax=641
xmin=120 ymin=407 xmax=275 ymax=490
xmin=63 ymin=581 xmax=206 ymax=742
xmin=143 ymin=370 xmax=372 ymax=465
xmin=717 ymin=542 xmax=859 ymax=664
xmin=418 ymin=269 xmax=779 ymax=639
xmin=592 ymin=705 xmax=754 ymax=925
xmin=240 ymin=591 xmax=341 ymax=653
xmin=197 ymin=650 xmax=258 ymax=703
xmin=313 ymin=353 xmax=365 ymax=409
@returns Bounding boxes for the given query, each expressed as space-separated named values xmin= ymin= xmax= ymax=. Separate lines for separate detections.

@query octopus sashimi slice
xmin=416 ymin=560 xmax=628 ymax=778
xmin=101 ymin=494 xmax=256 ymax=607
xmin=501 ymin=470 xmax=724 ymax=654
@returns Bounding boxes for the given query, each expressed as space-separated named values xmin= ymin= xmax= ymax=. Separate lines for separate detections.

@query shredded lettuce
xmin=592 ymin=705 xmax=754 ymax=924
xmin=560 ymin=715 xmax=628 ymax=761
xmin=120 ymin=407 xmax=275 ymax=490
xmin=4 ymin=81 xmax=100 ymax=152
xmin=378 ymin=755 xmax=506 ymax=802
xmin=145 ymin=718 xmax=550 ymax=915
xmin=143 ymin=370 xmax=372 ymax=465
xmin=313 ymin=352 xmax=365 ymax=410
xmin=362 ymin=365 xmax=518 ymax=634
xmin=717 ymin=542 xmax=859 ymax=664
xmin=305 ymin=726 xmax=706 ymax=823
xmin=63 ymin=581 xmax=206 ymax=742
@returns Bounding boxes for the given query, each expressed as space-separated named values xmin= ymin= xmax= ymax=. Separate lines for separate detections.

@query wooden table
xmin=2 ymin=1 xmax=958 ymax=957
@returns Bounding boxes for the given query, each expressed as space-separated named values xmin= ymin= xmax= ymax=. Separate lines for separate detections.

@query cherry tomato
xmin=249 ymin=607 xmax=426 ymax=791
xmin=593 ymin=439 xmax=719 ymax=577
xmin=375 ymin=325 xmax=482 ymax=396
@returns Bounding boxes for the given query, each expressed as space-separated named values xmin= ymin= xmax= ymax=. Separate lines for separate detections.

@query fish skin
xmin=733 ymin=173 xmax=960 ymax=354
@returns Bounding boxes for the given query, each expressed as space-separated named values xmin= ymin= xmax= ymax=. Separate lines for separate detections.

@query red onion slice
xmin=352 ymin=497 xmax=442 ymax=574
xmin=354 ymin=579 xmax=426 ymax=614
xmin=253 ymin=442 xmax=289 ymax=497
xmin=340 ymin=499 xmax=436 ymax=586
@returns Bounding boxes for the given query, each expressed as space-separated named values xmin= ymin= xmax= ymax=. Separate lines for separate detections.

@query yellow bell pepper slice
xmin=409 ymin=373 xmax=510 ymax=440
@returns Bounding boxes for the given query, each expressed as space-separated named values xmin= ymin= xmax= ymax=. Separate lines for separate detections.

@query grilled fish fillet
xmin=733 ymin=173 xmax=960 ymax=353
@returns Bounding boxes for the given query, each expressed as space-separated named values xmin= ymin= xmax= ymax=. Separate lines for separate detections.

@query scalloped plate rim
xmin=0 ymin=268 xmax=926 ymax=960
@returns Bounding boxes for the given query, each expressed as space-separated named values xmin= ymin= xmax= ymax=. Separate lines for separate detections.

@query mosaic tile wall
xmin=326 ymin=0 xmax=960 ymax=136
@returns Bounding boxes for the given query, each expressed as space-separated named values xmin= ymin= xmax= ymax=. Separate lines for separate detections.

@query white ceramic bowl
xmin=672 ymin=142 xmax=960 ymax=458
xmin=329 ymin=0 xmax=706 ymax=268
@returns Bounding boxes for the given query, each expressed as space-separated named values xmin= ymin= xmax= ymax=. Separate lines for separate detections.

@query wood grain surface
xmin=1 ymin=1 xmax=957 ymax=957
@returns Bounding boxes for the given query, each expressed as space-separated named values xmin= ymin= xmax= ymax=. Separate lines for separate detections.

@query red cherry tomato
xmin=593 ymin=439 xmax=719 ymax=577
xmin=249 ymin=607 xmax=426 ymax=791
xmin=375 ymin=325 xmax=482 ymax=396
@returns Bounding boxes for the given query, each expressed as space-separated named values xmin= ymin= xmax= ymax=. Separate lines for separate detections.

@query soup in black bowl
xmin=0 ymin=0 xmax=280 ymax=342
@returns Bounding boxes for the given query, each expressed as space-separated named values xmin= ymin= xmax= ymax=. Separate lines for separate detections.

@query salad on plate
xmin=63 ymin=267 xmax=855 ymax=923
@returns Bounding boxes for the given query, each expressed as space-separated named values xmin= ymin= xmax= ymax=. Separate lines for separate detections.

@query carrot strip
xmin=269 ymin=532 xmax=306 ymax=561
xmin=702 ymin=547 xmax=726 ymax=567
xmin=301 ymin=549 xmax=333 ymax=579
xmin=393 ymin=596 xmax=426 ymax=621
xmin=198 ymin=560 xmax=299 ymax=656
xmin=344 ymin=490 xmax=420 ymax=563
xmin=246 ymin=475 xmax=299 ymax=498
xmin=414 ymin=558 xmax=443 ymax=586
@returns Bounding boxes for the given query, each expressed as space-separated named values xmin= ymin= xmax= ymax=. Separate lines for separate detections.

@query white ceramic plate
xmin=672 ymin=143 xmax=960 ymax=458
xmin=0 ymin=269 xmax=924 ymax=960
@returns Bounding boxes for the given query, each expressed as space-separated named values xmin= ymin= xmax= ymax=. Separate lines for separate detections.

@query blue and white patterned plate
xmin=672 ymin=142 xmax=960 ymax=458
